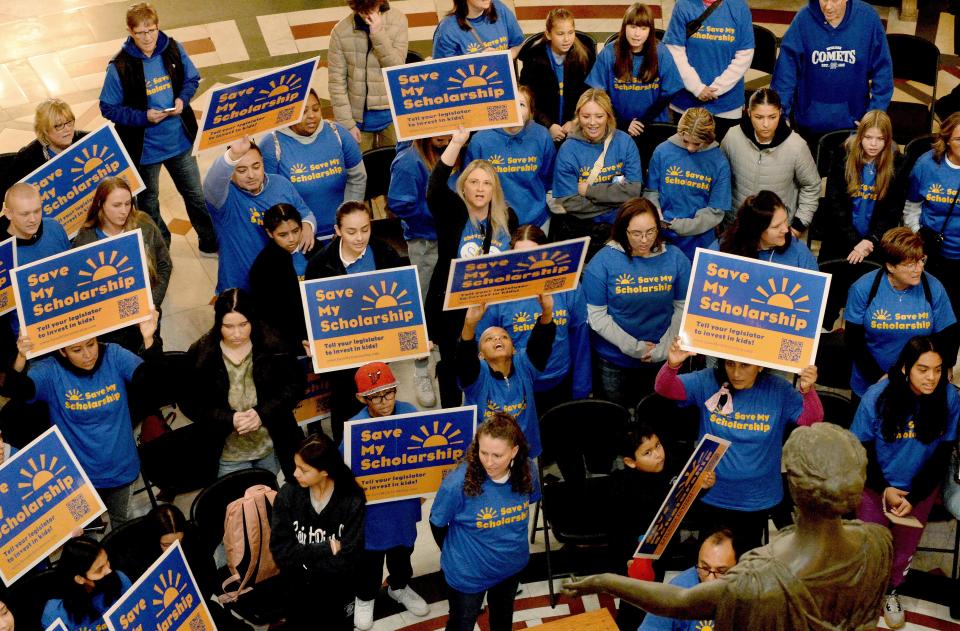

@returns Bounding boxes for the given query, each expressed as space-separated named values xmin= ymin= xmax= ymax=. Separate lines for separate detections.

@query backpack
xmin=218 ymin=484 xmax=280 ymax=604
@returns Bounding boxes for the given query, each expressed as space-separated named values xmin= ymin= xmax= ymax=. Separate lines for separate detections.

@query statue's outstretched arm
xmin=562 ymin=573 xmax=723 ymax=620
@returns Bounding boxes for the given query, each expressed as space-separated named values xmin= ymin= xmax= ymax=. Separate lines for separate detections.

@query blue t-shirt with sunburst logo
xmin=583 ymin=243 xmax=691 ymax=368
xmin=27 ymin=343 xmax=142 ymax=488
xmin=261 ymin=122 xmax=363 ymax=237
xmin=464 ymin=122 xmax=556 ymax=227
xmin=431 ymin=0 xmax=524 ymax=59
xmin=638 ymin=566 xmax=715 ymax=631
xmin=586 ymin=43 xmax=683 ymax=125
xmin=845 ymin=269 xmax=955 ymax=396
xmin=909 ymin=151 xmax=960 ymax=259
xmin=430 ymin=461 xmax=540 ymax=592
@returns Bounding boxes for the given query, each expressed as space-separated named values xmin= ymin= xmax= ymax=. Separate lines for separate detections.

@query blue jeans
xmin=217 ymin=451 xmax=280 ymax=478
xmin=444 ymin=572 xmax=521 ymax=631
xmin=98 ymin=479 xmax=137 ymax=530
xmin=137 ymin=148 xmax=216 ymax=249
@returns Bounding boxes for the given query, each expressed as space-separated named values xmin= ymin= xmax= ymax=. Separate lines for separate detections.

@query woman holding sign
xmin=655 ymin=338 xmax=823 ymax=551
xmin=716 ymin=190 xmax=818 ymax=271
xmin=4 ymin=98 xmax=88 ymax=193
xmin=851 ymin=335 xmax=959 ymax=627
xmin=432 ymin=0 xmax=524 ymax=59
xmin=429 ymin=412 xmax=539 ymax=631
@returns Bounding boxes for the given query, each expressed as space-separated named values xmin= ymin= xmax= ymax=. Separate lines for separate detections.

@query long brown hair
xmin=614 ymin=3 xmax=658 ymax=83
xmin=463 ymin=412 xmax=532 ymax=497
xmin=545 ymin=8 xmax=589 ymax=75
xmin=449 ymin=0 xmax=498 ymax=31
xmin=84 ymin=177 xmax=138 ymax=232
xmin=845 ymin=110 xmax=895 ymax=200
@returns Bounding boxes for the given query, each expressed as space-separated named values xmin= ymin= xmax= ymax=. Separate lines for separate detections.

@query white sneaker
xmin=883 ymin=592 xmax=905 ymax=629
xmin=414 ymin=374 xmax=437 ymax=407
xmin=388 ymin=585 xmax=429 ymax=616
xmin=354 ymin=597 xmax=375 ymax=630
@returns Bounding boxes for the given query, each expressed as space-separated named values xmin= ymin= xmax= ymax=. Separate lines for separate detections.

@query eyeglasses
xmin=132 ymin=26 xmax=158 ymax=38
xmin=897 ymin=256 xmax=927 ymax=270
xmin=696 ymin=564 xmax=730 ymax=579
xmin=364 ymin=388 xmax=397 ymax=404
xmin=52 ymin=119 xmax=75 ymax=132
xmin=627 ymin=228 xmax=658 ymax=241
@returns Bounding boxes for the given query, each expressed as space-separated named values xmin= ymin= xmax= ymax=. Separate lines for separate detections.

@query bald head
xmin=3 ymin=184 xmax=42 ymax=239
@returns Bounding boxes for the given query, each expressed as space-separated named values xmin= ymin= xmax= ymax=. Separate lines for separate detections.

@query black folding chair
xmin=887 ymin=34 xmax=940 ymax=145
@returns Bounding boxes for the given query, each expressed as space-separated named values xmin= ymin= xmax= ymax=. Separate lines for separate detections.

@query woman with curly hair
xmin=429 ymin=412 xmax=540 ymax=631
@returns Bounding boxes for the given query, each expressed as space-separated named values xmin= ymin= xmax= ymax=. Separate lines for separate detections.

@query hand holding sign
xmin=536 ymin=293 xmax=554 ymax=322
xmin=667 ymin=337 xmax=696 ymax=369
xmin=798 ymin=365 xmax=818 ymax=394
xmin=228 ymin=135 xmax=253 ymax=161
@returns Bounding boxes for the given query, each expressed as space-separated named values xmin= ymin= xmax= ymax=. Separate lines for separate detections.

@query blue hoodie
xmin=586 ymin=42 xmax=683 ymax=125
xmin=387 ymin=145 xmax=439 ymax=241
xmin=99 ymin=32 xmax=200 ymax=165
xmin=476 ymin=288 xmax=592 ymax=399
xmin=464 ymin=122 xmax=556 ymax=227
xmin=432 ymin=0 xmax=524 ymax=58
xmin=771 ymin=0 xmax=892 ymax=134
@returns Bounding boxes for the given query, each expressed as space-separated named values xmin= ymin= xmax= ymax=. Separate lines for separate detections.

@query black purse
xmin=685 ymin=0 xmax=724 ymax=38
xmin=919 ymin=185 xmax=960 ymax=259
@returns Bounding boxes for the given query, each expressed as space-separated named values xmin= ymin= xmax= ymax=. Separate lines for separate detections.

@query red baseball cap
xmin=354 ymin=362 xmax=398 ymax=397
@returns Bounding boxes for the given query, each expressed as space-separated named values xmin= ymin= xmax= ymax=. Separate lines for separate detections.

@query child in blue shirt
xmin=261 ymin=89 xmax=366 ymax=237
xmin=432 ymin=0 xmax=524 ymax=58
xmin=456 ymin=294 xmax=556 ymax=459
xmin=202 ymin=135 xmax=316 ymax=293
xmin=42 ymin=537 xmax=132 ymax=631
xmin=645 ymin=108 xmax=731 ymax=259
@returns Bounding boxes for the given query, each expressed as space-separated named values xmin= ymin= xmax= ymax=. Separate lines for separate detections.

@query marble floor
xmin=3 ymin=0 xmax=960 ymax=628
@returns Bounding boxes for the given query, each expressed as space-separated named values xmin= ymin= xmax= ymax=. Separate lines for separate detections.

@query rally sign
xmin=344 ymin=406 xmax=476 ymax=504
xmin=18 ymin=123 xmax=145 ymax=238
xmin=383 ymin=51 xmax=522 ymax=141
xmin=194 ymin=57 xmax=319 ymax=153
xmin=294 ymin=357 xmax=331 ymax=426
xmin=0 ymin=426 xmax=106 ymax=585
xmin=45 ymin=620 xmax=68 ymax=631
xmin=12 ymin=230 xmax=154 ymax=358
xmin=104 ymin=540 xmax=215 ymax=631
xmin=680 ymin=249 xmax=831 ymax=373
xmin=300 ymin=265 xmax=429 ymax=373
xmin=443 ymin=237 xmax=589 ymax=310
xmin=0 ymin=238 xmax=16 ymax=317
xmin=635 ymin=434 xmax=729 ymax=559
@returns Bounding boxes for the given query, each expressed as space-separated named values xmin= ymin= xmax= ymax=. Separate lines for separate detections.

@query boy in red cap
xmin=349 ymin=362 xmax=429 ymax=629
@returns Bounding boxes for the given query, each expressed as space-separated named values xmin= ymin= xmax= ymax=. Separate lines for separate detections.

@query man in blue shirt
xmin=99 ymin=2 xmax=216 ymax=254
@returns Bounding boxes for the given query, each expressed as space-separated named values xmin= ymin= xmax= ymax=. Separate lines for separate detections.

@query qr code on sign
xmin=398 ymin=330 xmax=419 ymax=352
xmin=189 ymin=617 xmax=207 ymax=631
xmin=118 ymin=295 xmax=139 ymax=319
xmin=778 ymin=338 xmax=803 ymax=363
xmin=67 ymin=496 xmax=90 ymax=521
xmin=543 ymin=278 xmax=565 ymax=291
xmin=276 ymin=107 xmax=295 ymax=124
xmin=487 ymin=105 xmax=509 ymax=121
xmin=0 ymin=293 xmax=8 ymax=311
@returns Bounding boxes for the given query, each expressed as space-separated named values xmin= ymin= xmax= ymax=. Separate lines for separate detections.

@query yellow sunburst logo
xmin=290 ymin=163 xmax=307 ymax=175
xmin=484 ymin=400 xmax=500 ymax=417
xmin=616 ymin=273 xmax=634 ymax=286
xmin=18 ymin=455 xmax=67 ymax=500
xmin=65 ymin=389 xmax=81 ymax=402
xmin=488 ymin=154 xmax=504 ymax=166
xmin=361 ymin=280 xmax=412 ymax=311
xmin=70 ymin=145 xmax=116 ymax=182
xmin=152 ymin=569 xmax=187 ymax=612
xmin=750 ymin=277 xmax=811 ymax=312
xmin=666 ymin=165 xmax=682 ymax=177
xmin=578 ymin=166 xmax=592 ymax=179
xmin=447 ymin=63 xmax=504 ymax=91
xmin=407 ymin=420 xmax=465 ymax=450
xmin=249 ymin=208 xmax=263 ymax=225
xmin=476 ymin=506 xmax=497 ymax=520
xmin=515 ymin=250 xmax=572 ymax=271
xmin=76 ymin=250 xmax=134 ymax=287
xmin=513 ymin=311 xmax=531 ymax=324
xmin=466 ymin=42 xmax=483 ymax=54
xmin=255 ymin=74 xmax=303 ymax=102
xmin=930 ymin=183 xmax=944 ymax=195
xmin=694 ymin=622 xmax=714 ymax=631
xmin=872 ymin=309 xmax=891 ymax=321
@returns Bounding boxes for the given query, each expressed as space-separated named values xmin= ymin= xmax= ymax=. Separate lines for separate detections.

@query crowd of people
xmin=0 ymin=0 xmax=957 ymax=630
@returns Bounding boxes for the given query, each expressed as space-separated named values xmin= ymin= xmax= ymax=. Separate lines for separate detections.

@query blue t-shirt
xmin=16 ymin=218 xmax=71 ymax=266
xmin=28 ymin=344 xmax=142 ymax=488
xmin=586 ymin=43 xmax=683 ymax=124
xmin=42 ymin=571 xmax=132 ymax=631
xmin=851 ymin=381 xmax=960 ymax=490
xmin=553 ymin=130 xmax=644 ymax=224
xmin=429 ymin=462 xmax=540 ymax=593
xmin=664 ymin=0 xmax=755 ymax=114
xmin=476 ymin=288 xmax=591 ymax=398
xmin=387 ymin=145 xmax=438 ymax=241
xmin=639 ymin=566 xmax=713 ymax=631
xmin=292 ymin=250 xmax=308 ymax=279
xmin=678 ymin=368 xmax=803 ymax=511
xmin=551 ymin=51 xmax=565 ymax=119
xmin=845 ymin=269 xmax=956 ymax=396
xmin=343 ymin=244 xmax=377 ymax=274
xmin=260 ymin=123 xmax=363 ymax=237
xmin=432 ymin=0 xmax=524 ymax=58
xmin=707 ymin=237 xmax=818 ymax=271
xmin=464 ymin=123 xmax=556 ymax=227
xmin=908 ymin=151 xmax=960 ymax=259
xmin=458 ymin=217 xmax=510 ymax=259
xmin=583 ymin=244 xmax=691 ymax=368
xmin=647 ymin=140 xmax=732 ymax=259
xmin=361 ymin=108 xmax=393 ymax=133
xmin=852 ymin=163 xmax=878 ymax=238
xmin=349 ymin=401 xmax=422 ymax=550
xmin=461 ymin=346 xmax=543 ymax=457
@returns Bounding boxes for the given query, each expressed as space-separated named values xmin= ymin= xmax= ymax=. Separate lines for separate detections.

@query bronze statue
xmin=563 ymin=423 xmax=893 ymax=630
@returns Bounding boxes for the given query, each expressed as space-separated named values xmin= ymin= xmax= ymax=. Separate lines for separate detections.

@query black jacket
xmin=3 ymin=131 xmax=88 ymax=195
xmin=181 ymin=327 xmax=305 ymax=479
xmin=519 ymin=38 xmax=593 ymax=130
xmin=304 ymin=236 xmax=405 ymax=280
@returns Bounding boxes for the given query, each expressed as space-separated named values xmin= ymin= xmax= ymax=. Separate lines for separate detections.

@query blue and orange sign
xmin=0 ymin=427 xmax=106 ymax=585
xmin=344 ymin=406 xmax=477 ymax=504
xmin=383 ymin=51 xmax=522 ymax=141
xmin=11 ymin=230 xmax=153 ymax=357
xmin=104 ymin=540 xmax=215 ymax=631
xmin=294 ymin=357 xmax=331 ymax=426
xmin=300 ymin=265 xmax=429 ymax=373
xmin=0 ymin=238 xmax=16 ymax=317
xmin=680 ymin=249 xmax=831 ymax=373
xmin=18 ymin=124 xmax=145 ymax=238
xmin=635 ymin=434 xmax=729 ymax=559
xmin=444 ymin=237 xmax=588 ymax=310
xmin=195 ymin=57 xmax=319 ymax=153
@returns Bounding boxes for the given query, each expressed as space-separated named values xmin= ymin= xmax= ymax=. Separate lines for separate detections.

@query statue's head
xmin=783 ymin=423 xmax=866 ymax=518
